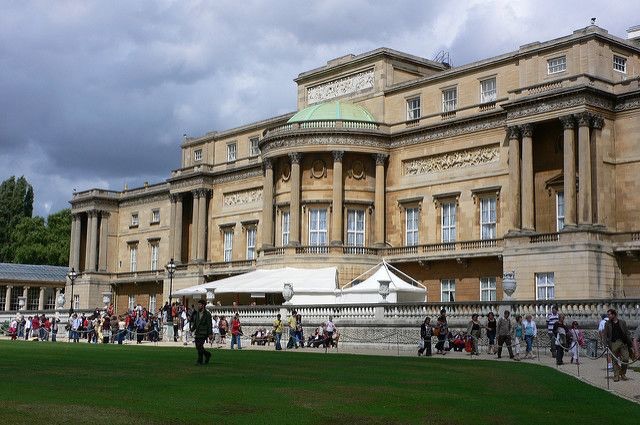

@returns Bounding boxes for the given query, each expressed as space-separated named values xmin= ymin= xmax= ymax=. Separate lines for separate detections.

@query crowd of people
xmin=7 ymin=314 xmax=60 ymax=341
xmin=416 ymin=307 xmax=640 ymax=382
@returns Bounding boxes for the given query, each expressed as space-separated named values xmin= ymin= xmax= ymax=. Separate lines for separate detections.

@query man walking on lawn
xmin=191 ymin=299 xmax=213 ymax=365
xmin=604 ymin=308 xmax=632 ymax=382
xmin=497 ymin=310 xmax=516 ymax=360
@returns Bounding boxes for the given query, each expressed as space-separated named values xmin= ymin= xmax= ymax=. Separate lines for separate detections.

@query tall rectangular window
xmin=441 ymin=202 xmax=456 ymax=243
xmin=480 ymin=277 xmax=497 ymax=301
xmin=346 ymin=209 xmax=365 ymax=246
xmin=73 ymin=295 xmax=80 ymax=310
xmin=246 ymin=227 xmax=256 ymax=260
xmin=480 ymin=77 xmax=496 ymax=103
xmin=45 ymin=289 xmax=55 ymax=310
xmin=536 ymin=272 xmax=555 ymax=300
xmin=194 ymin=149 xmax=202 ymax=162
xmin=10 ymin=287 xmax=22 ymax=310
xmin=547 ymin=56 xmax=566 ymax=74
xmin=613 ymin=55 xmax=627 ymax=73
xmin=150 ymin=243 xmax=159 ymax=270
xmin=405 ymin=207 xmax=419 ymax=246
xmin=556 ymin=191 xmax=565 ymax=231
xmin=149 ymin=293 xmax=157 ymax=313
xmin=250 ymin=137 xmax=260 ymax=156
xmin=129 ymin=244 xmax=138 ymax=272
xmin=227 ymin=143 xmax=237 ymax=162
xmin=131 ymin=213 xmax=139 ymax=227
xmin=223 ymin=230 xmax=234 ymax=262
xmin=406 ymin=97 xmax=421 ymax=120
xmin=480 ymin=197 xmax=497 ymax=240
xmin=0 ymin=286 xmax=5 ymax=310
xmin=442 ymin=87 xmax=457 ymax=112
xmin=441 ymin=279 xmax=456 ymax=302
xmin=309 ymin=209 xmax=328 ymax=246
xmin=151 ymin=209 xmax=160 ymax=224
xmin=128 ymin=294 xmax=135 ymax=310
xmin=27 ymin=287 xmax=39 ymax=310
xmin=281 ymin=211 xmax=290 ymax=246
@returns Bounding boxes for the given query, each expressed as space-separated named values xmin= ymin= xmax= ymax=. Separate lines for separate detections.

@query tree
xmin=10 ymin=209 xmax=71 ymax=266
xmin=0 ymin=176 xmax=34 ymax=262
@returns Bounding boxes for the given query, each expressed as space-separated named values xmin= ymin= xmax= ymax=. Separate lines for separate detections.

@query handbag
xmin=418 ymin=340 xmax=425 ymax=349
xmin=444 ymin=339 xmax=450 ymax=350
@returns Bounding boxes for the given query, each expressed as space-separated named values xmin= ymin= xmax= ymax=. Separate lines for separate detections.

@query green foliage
xmin=0 ymin=175 xmax=71 ymax=266
xmin=0 ymin=176 xmax=34 ymax=261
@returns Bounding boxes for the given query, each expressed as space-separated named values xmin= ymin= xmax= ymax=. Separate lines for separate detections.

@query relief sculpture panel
xmin=223 ymin=188 xmax=263 ymax=207
xmin=403 ymin=144 xmax=499 ymax=176
xmin=307 ymin=69 xmax=374 ymax=104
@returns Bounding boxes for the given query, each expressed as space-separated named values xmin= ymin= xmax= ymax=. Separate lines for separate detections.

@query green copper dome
xmin=287 ymin=101 xmax=375 ymax=123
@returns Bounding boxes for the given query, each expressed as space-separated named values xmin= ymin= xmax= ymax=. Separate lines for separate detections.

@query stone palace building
xmin=67 ymin=24 xmax=640 ymax=313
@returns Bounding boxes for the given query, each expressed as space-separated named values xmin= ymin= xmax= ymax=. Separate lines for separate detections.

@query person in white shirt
xmin=181 ymin=310 xmax=190 ymax=345
xmin=212 ymin=315 xmax=220 ymax=344
xmin=598 ymin=314 xmax=612 ymax=371
xmin=522 ymin=314 xmax=537 ymax=359
xmin=24 ymin=316 xmax=32 ymax=340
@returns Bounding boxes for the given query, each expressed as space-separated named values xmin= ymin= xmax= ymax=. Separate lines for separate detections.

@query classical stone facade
xmin=67 ymin=25 xmax=640 ymax=312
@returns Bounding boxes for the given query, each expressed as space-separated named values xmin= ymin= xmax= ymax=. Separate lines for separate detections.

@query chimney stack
xmin=627 ymin=25 xmax=640 ymax=44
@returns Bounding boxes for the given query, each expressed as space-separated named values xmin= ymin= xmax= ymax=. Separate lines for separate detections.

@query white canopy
xmin=337 ymin=261 xmax=426 ymax=303
xmin=173 ymin=267 xmax=338 ymax=304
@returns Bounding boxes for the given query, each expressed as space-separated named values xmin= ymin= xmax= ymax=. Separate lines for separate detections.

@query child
xmin=514 ymin=315 xmax=524 ymax=360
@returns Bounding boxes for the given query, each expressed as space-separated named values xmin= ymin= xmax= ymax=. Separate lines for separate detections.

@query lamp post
xmin=166 ymin=258 xmax=176 ymax=306
xmin=67 ymin=268 xmax=78 ymax=315
xmin=165 ymin=258 xmax=176 ymax=341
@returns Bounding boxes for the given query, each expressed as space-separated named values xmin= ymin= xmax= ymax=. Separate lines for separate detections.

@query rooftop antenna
xmin=433 ymin=50 xmax=451 ymax=68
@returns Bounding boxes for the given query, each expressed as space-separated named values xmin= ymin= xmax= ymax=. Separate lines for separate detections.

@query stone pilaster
xmin=576 ymin=112 xmax=592 ymax=225
xmin=520 ymin=124 xmax=534 ymax=231
xmin=69 ymin=214 xmax=77 ymax=270
xmin=331 ymin=151 xmax=344 ymax=245
xmin=288 ymin=152 xmax=302 ymax=246
xmin=38 ymin=287 xmax=45 ymax=310
xmin=98 ymin=212 xmax=109 ymax=271
xmin=591 ymin=115 xmax=605 ymax=225
xmin=560 ymin=115 xmax=577 ymax=228
xmin=72 ymin=214 xmax=81 ymax=271
xmin=4 ymin=286 xmax=11 ymax=311
xmin=507 ymin=126 xmax=521 ymax=232
xmin=374 ymin=153 xmax=388 ymax=246
xmin=174 ymin=194 xmax=183 ymax=263
xmin=169 ymin=194 xmax=177 ymax=262
xmin=261 ymin=159 xmax=274 ymax=249
xmin=191 ymin=191 xmax=200 ymax=262
xmin=89 ymin=211 xmax=98 ymax=272
xmin=197 ymin=189 xmax=208 ymax=261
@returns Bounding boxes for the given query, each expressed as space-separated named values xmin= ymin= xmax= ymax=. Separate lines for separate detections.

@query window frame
xmin=406 ymin=96 xmax=421 ymax=120
xmin=194 ymin=149 xmax=203 ymax=162
xmin=246 ymin=227 xmax=257 ymax=260
xmin=149 ymin=293 xmax=157 ymax=313
xmin=441 ymin=201 xmax=456 ymax=243
xmin=151 ymin=209 xmax=160 ymax=224
xmin=150 ymin=242 xmax=159 ymax=271
xmin=281 ymin=211 xmax=290 ymax=246
xmin=480 ymin=277 xmax=497 ymax=301
xmin=480 ymin=77 xmax=497 ymax=103
xmin=405 ymin=207 xmax=420 ymax=246
xmin=223 ymin=229 xmax=234 ymax=262
xmin=346 ymin=209 xmax=366 ymax=247
xmin=308 ymin=208 xmax=328 ymax=246
xmin=479 ymin=197 xmax=497 ymax=240
xmin=129 ymin=244 xmax=138 ymax=272
xmin=130 ymin=213 xmax=139 ymax=227
xmin=535 ymin=272 xmax=555 ymax=300
xmin=442 ymin=87 xmax=457 ymax=112
xmin=73 ymin=294 xmax=80 ymax=310
xmin=547 ymin=56 xmax=566 ymax=74
xmin=441 ymin=279 xmax=456 ymax=302
xmin=227 ymin=142 xmax=237 ymax=162
xmin=128 ymin=294 xmax=135 ymax=310
xmin=613 ymin=55 xmax=627 ymax=74
xmin=556 ymin=191 xmax=565 ymax=232
xmin=249 ymin=137 xmax=260 ymax=157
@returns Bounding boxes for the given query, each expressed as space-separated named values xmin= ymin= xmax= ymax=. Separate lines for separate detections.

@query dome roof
xmin=287 ymin=101 xmax=375 ymax=123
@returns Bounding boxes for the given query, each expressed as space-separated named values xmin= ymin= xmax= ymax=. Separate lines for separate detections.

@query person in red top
xmin=31 ymin=316 xmax=40 ymax=340
xmin=43 ymin=317 xmax=51 ymax=341
xmin=230 ymin=313 xmax=242 ymax=349
xmin=172 ymin=303 xmax=179 ymax=342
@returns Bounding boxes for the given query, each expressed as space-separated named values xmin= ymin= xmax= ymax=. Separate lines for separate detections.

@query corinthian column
xmin=520 ymin=124 xmax=534 ymax=231
xmin=374 ymin=153 xmax=388 ymax=247
xmin=89 ymin=211 xmax=98 ymax=272
xmin=288 ymin=152 xmax=302 ymax=246
xmin=261 ymin=159 xmax=274 ymax=249
xmin=560 ymin=115 xmax=577 ymax=228
xmin=591 ymin=116 xmax=604 ymax=225
xmin=169 ymin=194 xmax=177 ymax=260
xmin=98 ymin=212 xmax=109 ymax=271
xmin=507 ymin=126 xmax=521 ymax=232
xmin=174 ymin=194 xmax=183 ymax=263
xmin=576 ymin=112 xmax=592 ymax=225
xmin=191 ymin=191 xmax=200 ymax=262
xmin=84 ymin=212 xmax=95 ymax=271
xmin=331 ymin=151 xmax=344 ymax=245
xmin=38 ymin=287 xmax=45 ymax=310
xmin=69 ymin=214 xmax=77 ymax=270
xmin=197 ymin=189 xmax=208 ymax=261
xmin=4 ymin=286 xmax=11 ymax=311
xmin=72 ymin=214 xmax=81 ymax=271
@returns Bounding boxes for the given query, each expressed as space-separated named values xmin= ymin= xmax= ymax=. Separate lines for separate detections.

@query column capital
xmin=559 ymin=115 xmax=576 ymax=129
xmin=169 ymin=193 xmax=181 ymax=203
xmin=374 ymin=153 xmax=389 ymax=166
xmin=332 ymin=150 xmax=344 ymax=162
xmin=288 ymin=152 xmax=302 ymax=164
xmin=87 ymin=210 xmax=98 ymax=218
xmin=519 ymin=123 xmax=533 ymax=138
xmin=507 ymin=125 xmax=520 ymax=140
xmin=99 ymin=210 xmax=110 ymax=219
xmin=192 ymin=188 xmax=209 ymax=199
xmin=574 ymin=112 xmax=592 ymax=127
xmin=591 ymin=115 xmax=604 ymax=130
xmin=263 ymin=158 xmax=273 ymax=170
xmin=6 ymin=285 xmax=12 ymax=289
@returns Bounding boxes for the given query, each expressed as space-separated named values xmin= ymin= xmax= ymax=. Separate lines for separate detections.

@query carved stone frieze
xmin=404 ymin=145 xmax=500 ymax=176
xmin=614 ymin=94 xmax=640 ymax=112
xmin=223 ymin=188 xmax=263 ymax=207
xmin=506 ymin=92 xmax=614 ymax=120
xmin=262 ymin=134 xmax=388 ymax=156
xmin=307 ymin=69 xmax=374 ymax=104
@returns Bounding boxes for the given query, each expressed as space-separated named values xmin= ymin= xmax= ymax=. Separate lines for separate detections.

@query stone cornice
xmin=614 ymin=90 xmax=640 ymax=112
xmin=503 ymin=87 xmax=616 ymax=120
xmin=261 ymin=133 xmax=389 ymax=158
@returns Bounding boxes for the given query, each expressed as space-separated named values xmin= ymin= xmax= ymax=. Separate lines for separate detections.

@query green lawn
xmin=0 ymin=341 xmax=637 ymax=425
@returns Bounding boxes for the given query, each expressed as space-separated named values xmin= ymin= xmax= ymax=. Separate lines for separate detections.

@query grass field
xmin=0 ymin=341 xmax=638 ymax=425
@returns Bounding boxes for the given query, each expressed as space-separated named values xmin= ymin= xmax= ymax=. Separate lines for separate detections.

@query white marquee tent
xmin=336 ymin=261 xmax=426 ymax=304
xmin=173 ymin=267 xmax=339 ymax=305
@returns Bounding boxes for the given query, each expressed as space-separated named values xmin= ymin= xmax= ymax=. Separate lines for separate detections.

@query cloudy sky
xmin=1 ymin=0 xmax=638 ymax=217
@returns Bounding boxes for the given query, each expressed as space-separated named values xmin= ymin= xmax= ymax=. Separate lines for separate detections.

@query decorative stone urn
xmin=502 ymin=271 xmax=517 ymax=300
xmin=282 ymin=283 xmax=294 ymax=304
xmin=56 ymin=292 xmax=66 ymax=310
xmin=102 ymin=292 xmax=113 ymax=311
xmin=206 ymin=290 xmax=215 ymax=310
xmin=17 ymin=296 xmax=27 ymax=311
xmin=378 ymin=279 xmax=391 ymax=303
